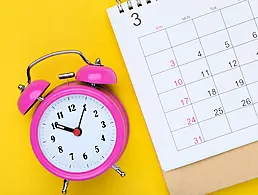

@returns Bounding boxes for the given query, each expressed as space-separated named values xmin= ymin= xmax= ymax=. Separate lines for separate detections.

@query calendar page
xmin=107 ymin=0 xmax=258 ymax=171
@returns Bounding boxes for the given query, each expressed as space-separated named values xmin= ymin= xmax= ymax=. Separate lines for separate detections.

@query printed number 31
xmin=131 ymin=13 xmax=142 ymax=26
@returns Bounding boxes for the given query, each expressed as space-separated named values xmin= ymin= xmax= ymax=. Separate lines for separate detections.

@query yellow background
xmin=1 ymin=0 xmax=258 ymax=194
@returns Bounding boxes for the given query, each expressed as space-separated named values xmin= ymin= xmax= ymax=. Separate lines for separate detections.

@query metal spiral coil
xmin=116 ymin=0 xmax=152 ymax=13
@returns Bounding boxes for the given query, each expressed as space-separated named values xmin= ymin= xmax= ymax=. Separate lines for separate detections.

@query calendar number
xmin=174 ymin=79 xmax=183 ymax=87
xmin=214 ymin=107 xmax=223 ymax=116
xmin=170 ymin=60 xmax=176 ymax=66
xmin=229 ymin=60 xmax=238 ymax=68
xmin=193 ymin=136 xmax=203 ymax=145
xmin=201 ymin=70 xmax=210 ymax=78
xmin=241 ymin=98 xmax=252 ymax=107
xmin=225 ymin=41 xmax=230 ymax=48
xmin=235 ymin=79 xmax=245 ymax=87
xmin=208 ymin=88 xmax=217 ymax=96
xmin=198 ymin=51 xmax=202 ymax=57
xmin=253 ymin=32 xmax=257 ymax=39
xmin=187 ymin=117 xmax=196 ymax=125
xmin=131 ymin=13 xmax=142 ymax=26
xmin=181 ymin=98 xmax=189 ymax=106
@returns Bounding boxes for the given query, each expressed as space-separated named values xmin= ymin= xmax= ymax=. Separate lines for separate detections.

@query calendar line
xmin=138 ymin=37 xmax=179 ymax=150
xmin=170 ymin=101 xmax=257 ymax=133
xmin=220 ymin=9 xmax=258 ymax=121
xmin=176 ymin=123 xmax=258 ymax=151
xmin=247 ymin=0 xmax=258 ymax=31
xmin=138 ymin=0 xmax=255 ymax=40
xmin=149 ymin=38 xmax=258 ymax=77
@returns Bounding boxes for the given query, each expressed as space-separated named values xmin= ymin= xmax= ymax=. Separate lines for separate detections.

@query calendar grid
xmin=191 ymin=19 xmax=233 ymax=132
xmin=165 ymin=29 xmax=206 ymax=142
xmin=138 ymin=0 xmax=254 ymax=40
xmin=138 ymin=0 xmax=258 ymax=151
xmin=137 ymin=38 xmax=179 ymax=150
xmin=247 ymin=1 xmax=258 ymax=30
xmin=219 ymin=9 xmax=258 ymax=121
xmin=150 ymin=38 xmax=258 ymax=77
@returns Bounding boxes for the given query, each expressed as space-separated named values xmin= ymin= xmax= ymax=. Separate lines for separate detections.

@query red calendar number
xmin=174 ymin=79 xmax=183 ymax=87
xmin=187 ymin=117 xmax=196 ymax=125
xmin=170 ymin=60 xmax=176 ymax=66
xmin=181 ymin=98 xmax=189 ymax=106
xmin=155 ymin=25 xmax=164 ymax=30
xmin=193 ymin=136 xmax=203 ymax=145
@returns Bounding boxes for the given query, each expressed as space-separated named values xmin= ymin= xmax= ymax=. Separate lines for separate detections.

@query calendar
xmin=107 ymin=0 xmax=258 ymax=171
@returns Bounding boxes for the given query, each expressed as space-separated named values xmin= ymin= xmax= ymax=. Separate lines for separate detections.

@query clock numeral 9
xmin=93 ymin=110 xmax=99 ymax=117
xmin=101 ymin=121 xmax=106 ymax=128
xmin=51 ymin=135 xmax=55 ymax=143
xmin=58 ymin=146 xmax=63 ymax=153
xmin=69 ymin=153 xmax=74 ymax=160
xmin=68 ymin=104 xmax=76 ymax=112
xmin=95 ymin=146 xmax=100 ymax=153
xmin=57 ymin=112 xmax=64 ymax=119
xmin=83 ymin=153 xmax=88 ymax=160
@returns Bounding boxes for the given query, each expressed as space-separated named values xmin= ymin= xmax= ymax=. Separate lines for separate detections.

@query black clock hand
xmin=55 ymin=122 xmax=74 ymax=133
xmin=78 ymin=104 xmax=86 ymax=128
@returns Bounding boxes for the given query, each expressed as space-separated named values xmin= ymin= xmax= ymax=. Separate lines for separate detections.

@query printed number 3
xmin=131 ymin=13 xmax=141 ymax=26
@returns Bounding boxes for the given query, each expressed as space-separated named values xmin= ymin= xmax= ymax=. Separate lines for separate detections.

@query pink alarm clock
xmin=17 ymin=50 xmax=129 ymax=194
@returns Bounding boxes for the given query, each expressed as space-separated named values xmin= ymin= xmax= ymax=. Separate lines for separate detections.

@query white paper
xmin=107 ymin=0 xmax=258 ymax=171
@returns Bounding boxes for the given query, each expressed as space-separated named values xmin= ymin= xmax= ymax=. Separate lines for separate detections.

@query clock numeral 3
xmin=93 ymin=110 xmax=99 ymax=117
xmin=68 ymin=104 xmax=76 ymax=112
xmin=95 ymin=146 xmax=100 ymax=153
xmin=101 ymin=121 xmax=106 ymax=128
xmin=57 ymin=112 xmax=64 ymax=119
xmin=58 ymin=146 xmax=63 ymax=153
xmin=69 ymin=153 xmax=74 ymax=160
xmin=83 ymin=152 xmax=88 ymax=160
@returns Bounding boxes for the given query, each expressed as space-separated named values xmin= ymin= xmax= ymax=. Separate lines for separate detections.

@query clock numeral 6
xmin=58 ymin=146 xmax=63 ymax=153
xmin=95 ymin=146 xmax=100 ymax=153
xmin=101 ymin=121 xmax=106 ymax=128
xmin=83 ymin=153 xmax=88 ymax=160
xmin=68 ymin=104 xmax=76 ymax=112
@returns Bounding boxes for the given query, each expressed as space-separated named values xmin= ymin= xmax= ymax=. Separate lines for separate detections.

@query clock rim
xmin=30 ymin=83 xmax=128 ymax=181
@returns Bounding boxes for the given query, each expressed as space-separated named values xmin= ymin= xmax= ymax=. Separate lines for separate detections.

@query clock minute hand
xmin=55 ymin=122 xmax=74 ymax=133
xmin=78 ymin=105 xmax=86 ymax=128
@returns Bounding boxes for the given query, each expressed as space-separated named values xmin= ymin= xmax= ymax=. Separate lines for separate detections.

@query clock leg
xmin=112 ymin=164 xmax=126 ymax=177
xmin=61 ymin=179 xmax=69 ymax=194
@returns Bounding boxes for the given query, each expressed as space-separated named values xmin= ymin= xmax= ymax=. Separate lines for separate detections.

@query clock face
xmin=38 ymin=94 xmax=117 ymax=173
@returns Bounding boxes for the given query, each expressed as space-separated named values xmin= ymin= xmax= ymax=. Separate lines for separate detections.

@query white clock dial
xmin=38 ymin=94 xmax=117 ymax=173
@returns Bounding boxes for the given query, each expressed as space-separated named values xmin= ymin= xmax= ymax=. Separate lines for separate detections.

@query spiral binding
xmin=116 ymin=0 xmax=152 ymax=13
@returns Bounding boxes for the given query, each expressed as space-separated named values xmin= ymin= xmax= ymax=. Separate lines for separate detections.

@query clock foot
xmin=112 ymin=164 xmax=126 ymax=177
xmin=62 ymin=179 xmax=69 ymax=194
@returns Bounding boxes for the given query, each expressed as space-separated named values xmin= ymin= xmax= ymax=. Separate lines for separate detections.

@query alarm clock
xmin=17 ymin=50 xmax=129 ymax=194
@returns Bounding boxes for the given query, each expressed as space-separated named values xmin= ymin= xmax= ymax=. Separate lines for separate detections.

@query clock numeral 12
xmin=68 ymin=104 xmax=76 ymax=112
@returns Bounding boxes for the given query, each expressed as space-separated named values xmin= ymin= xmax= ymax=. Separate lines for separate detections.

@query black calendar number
xmin=201 ymin=70 xmax=210 ymax=77
xmin=208 ymin=88 xmax=217 ymax=96
xmin=214 ymin=107 xmax=223 ymax=116
xmin=253 ymin=32 xmax=257 ymax=39
xmin=225 ymin=41 xmax=230 ymax=48
xmin=131 ymin=13 xmax=141 ymax=26
xmin=241 ymin=98 xmax=252 ymax=107
xmin=229 ymin=60 xmax=238 ymax=68
xmin=235 ymin=79 xmax=245 ymax=87
xmin=198 ymin=51 xmax=202 ymax=57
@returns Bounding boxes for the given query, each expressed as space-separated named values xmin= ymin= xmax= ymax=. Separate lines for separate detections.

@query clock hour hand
xmin=55 ymin=122 xmax=74 ymax=133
